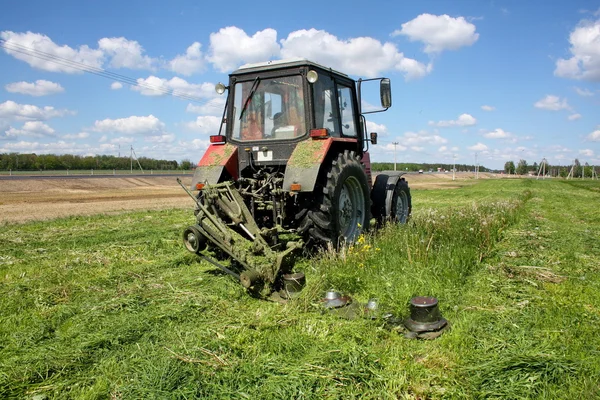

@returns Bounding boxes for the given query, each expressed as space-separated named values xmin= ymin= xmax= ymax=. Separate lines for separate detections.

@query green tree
xmin=516 ymin=159 xmax=528 ymax=175
xmin=504 ymin=161 xmax=515 ymax=174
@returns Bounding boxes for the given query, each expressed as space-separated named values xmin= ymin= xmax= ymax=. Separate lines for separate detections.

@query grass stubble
xmin=0 ymin=179 xmax=599 ymax=399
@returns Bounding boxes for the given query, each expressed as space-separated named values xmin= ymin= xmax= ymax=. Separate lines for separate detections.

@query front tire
xmin=304 ymin=150 xmax=371 ymax=249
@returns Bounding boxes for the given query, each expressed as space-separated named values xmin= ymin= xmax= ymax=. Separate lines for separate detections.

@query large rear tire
xmin=302 ymin=150 xmax=371 ymax=249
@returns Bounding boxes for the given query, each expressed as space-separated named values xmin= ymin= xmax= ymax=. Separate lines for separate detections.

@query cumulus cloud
xmin=0 ymin=31 xmax=104 ymax=73
xmin=111 ymin=82 xmax=123 ymax=90
xmin=365 ymin=121 xmax=388 ymax=135
xmin=93 ymin=115 xmax=166 ymax=135
xmin=482 ymin=128 xmax=517 ymax=143
xmin=568 ymin=113 xmax=582 ymax=120
xmin=554 ymin=17 xmax=600 ymax=81
xmin=392 ymin=14 xmax=479 ymax=53
xmin=587 ymin=129 xmax=600 ymax=141
xmin=401 ymin=130 xmax=447 ymax=145
xmin=429 ymin=113 xmax=476 ymax=127
xmin=62 ymin=132 xmax=90 ymax=139
xmin=0 ymin=100 xmax=73 ymax=121
xmin=534 ymin=95 xmax=570 ymax=111
xmin=169 ymin=42 xmax=204 ymax=75
xmin=4 ymin=121 xmax=55 ymax=138
xmin=208 ymin=27 xmax=280 ymax=72
xmin=383 ymin=142 xmax=407 ymax=152
xmin=468 ymin=142 xmax=488 ymax=151
xmin=281 ymin=28 xmax=432 ymax=79
xmin=183 ymin=116 xmax=221 ymax=134
xmin=580 ymin=149 xmax=594 ymax=156
xmin=132 ymin=76 xmax=214 ymax=98
xmin=574 ymin=87 xmax=594 ymax=96
xmin=186 ymin=98 xmax=227 ymax=116
xmin=146 ymin=133 xmax=176 ymax=143
xmin=481 ymin=105 xmax=495 ymax=111
xmin=5 ymin=80 xmax=64 ymax=96
xmin=98 ymin=37 xmax=157 ymax=70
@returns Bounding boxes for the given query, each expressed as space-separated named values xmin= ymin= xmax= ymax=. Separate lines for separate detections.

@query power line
xmin=0 ymin=39 xmax=218 ymax=105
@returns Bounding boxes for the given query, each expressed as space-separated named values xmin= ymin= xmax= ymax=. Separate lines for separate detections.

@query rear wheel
xmin=302 ymin=150 xmax=370 ymax=249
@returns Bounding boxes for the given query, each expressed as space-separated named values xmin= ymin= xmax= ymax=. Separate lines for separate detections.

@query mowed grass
xmin=1 ymin=179 xmax=599 ymax=399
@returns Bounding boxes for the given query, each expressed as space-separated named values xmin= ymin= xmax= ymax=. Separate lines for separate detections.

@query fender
xmin=191 ymin=143 xmax=238 ymax=189
xmin=282 ymin=137 xmax=357 ymax=192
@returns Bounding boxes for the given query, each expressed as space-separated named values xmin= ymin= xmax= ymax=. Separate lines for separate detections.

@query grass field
xmin=1 ymin=179 xmax=599 ymax=399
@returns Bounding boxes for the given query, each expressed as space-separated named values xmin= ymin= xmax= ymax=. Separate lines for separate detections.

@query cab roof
xmin=232 ymin=58 xmax=350 ymax=78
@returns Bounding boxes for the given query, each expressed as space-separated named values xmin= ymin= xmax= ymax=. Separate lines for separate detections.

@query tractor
xmin=180 ymin=59 xmax=411 ymax=296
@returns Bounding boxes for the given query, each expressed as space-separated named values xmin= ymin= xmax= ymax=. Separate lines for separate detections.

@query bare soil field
xmin=0 ymin=172 xmax=508 ymax=224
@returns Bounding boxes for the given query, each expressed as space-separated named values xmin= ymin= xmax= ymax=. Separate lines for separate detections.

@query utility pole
xmin=475 ymin=152 xmax=479 ymax=179
xmin=452 ymin=154 xmax=456 ymax=181
xmin=392 ymin=142 xmax=399 ymax=171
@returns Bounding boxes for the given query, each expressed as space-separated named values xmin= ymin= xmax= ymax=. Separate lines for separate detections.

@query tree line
xmin=371 ymin=162 xmax=489 ymax=173
xmin=0 ymin=153 xmax=194 ymax=171
xmin=504 ymin=159 xmax=597 ymax=178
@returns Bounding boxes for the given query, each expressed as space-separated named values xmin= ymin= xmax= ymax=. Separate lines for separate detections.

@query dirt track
xmin=0 ymin=172 xmax=504 ymax=224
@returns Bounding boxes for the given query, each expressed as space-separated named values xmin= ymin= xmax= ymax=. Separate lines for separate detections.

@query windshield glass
xmin=231 ymin=75 xmax=306 ymax=141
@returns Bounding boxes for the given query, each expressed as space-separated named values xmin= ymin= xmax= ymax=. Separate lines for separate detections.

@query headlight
xmin=215 ymin=82 xmax=226 ymax=95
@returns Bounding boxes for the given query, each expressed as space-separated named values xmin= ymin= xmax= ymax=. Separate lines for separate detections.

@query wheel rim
xmin=338 ymin=176 xmax=365 ymax=242
xmin=395 ymin=190 xmax=409 ymax=223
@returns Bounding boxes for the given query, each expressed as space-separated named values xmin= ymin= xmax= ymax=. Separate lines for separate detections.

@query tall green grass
xmin=1 ymin=179 xmax=599 ymax=398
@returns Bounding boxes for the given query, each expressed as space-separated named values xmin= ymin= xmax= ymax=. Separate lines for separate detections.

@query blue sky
xmin=1 ymin=0 xmax=599 ymax=169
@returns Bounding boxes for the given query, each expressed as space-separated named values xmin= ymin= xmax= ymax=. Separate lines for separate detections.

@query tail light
xmin=310 ymin=129 xmax=329 ymax=139
xmin=209 ymin=135 xmax=226 ymax=144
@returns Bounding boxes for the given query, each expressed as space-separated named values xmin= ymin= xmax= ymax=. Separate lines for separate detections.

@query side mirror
xmin=370 ymin=132 xmax=378 ymax=145
xmin=380 ymin=78 xmax=392 ymax=109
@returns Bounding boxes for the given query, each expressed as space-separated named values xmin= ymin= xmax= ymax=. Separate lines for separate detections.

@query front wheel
xmin=303 ymin=150 xmax=371 ymax=249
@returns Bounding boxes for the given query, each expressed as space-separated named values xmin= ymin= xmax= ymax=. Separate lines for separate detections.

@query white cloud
xmin=5 ymin=80 xmax=64 ymax=96
xmin=483 ymin=128 xmax=514 ymax=140
xmin=580 ymin=149 xmax=594 ymax=156
xmin=392 ymin=14 xmax=479 ymax=53
xmin=98 ymin=37 xmax=157 ymax=70
xmin=111 ymin=82 xmax=123 ymax=90
xmin=383 ymin=142 xmax=407 ymax=152
xmin=365 ymin=121 xmax=388 ymax=135
xmin=401 ymin=130 xmax=447 ymax=145
xmin=468 ymin=142 xmax=488 ymax=151
xmin=281 ymin=28 xmax=432 ymax=79
xmin=587 ymin=129 xmax=600 ymax=141
xmin=534 ymin=95 xmax=570 ymax=111
xmin=4 ymin=121 xmax=55 ymax=138
xmin=62 ymin=132 xmax=89 ymax=139
xmin=109 ymin=136 xmax=134 ymax=145
xmin=410 ymin=146 xmax=425 ymax=152
xmin=438 ymin=146 xmax=448 ymax=152
xmin=0 ymin=31 xmax=104 ymax=73
xmin=554 ymin=17 xmax=600 ymax=81
xmin=481 ymin=105 xmax=495 ymax=111
xmin=429 ymin=113 xmax=476 ymax=127
xmin=146 ymin=133 xmax=176 ymax=143
xmin=183 ymin=116 xmax=221 ymax=134
xmin=132 ymin=76 xmax=214 ymax=98
xmin=169 ymin=42 xmax=204 ymax=76
xmin=568 ymin=113 xmax=582 ymax=120
xmin=0 ymin=100 xmax=73 ymax=121
xmin=93 ymin=115 xmax=166 ymax=135
xmin=574 ymin=87 xmax=594 ymax=96
xmin=186 ymin=97 xmax=226 ymax=116
xmin=208 ymin=27 xmax=280 ymax=72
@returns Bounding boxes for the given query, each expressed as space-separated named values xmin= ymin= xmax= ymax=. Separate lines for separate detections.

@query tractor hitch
xmin=178 ymin=178 xmax=303 ymax=295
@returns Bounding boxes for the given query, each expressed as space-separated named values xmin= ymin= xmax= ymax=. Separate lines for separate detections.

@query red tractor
xmin=180 ymin=59 xmax=411 ymax=295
